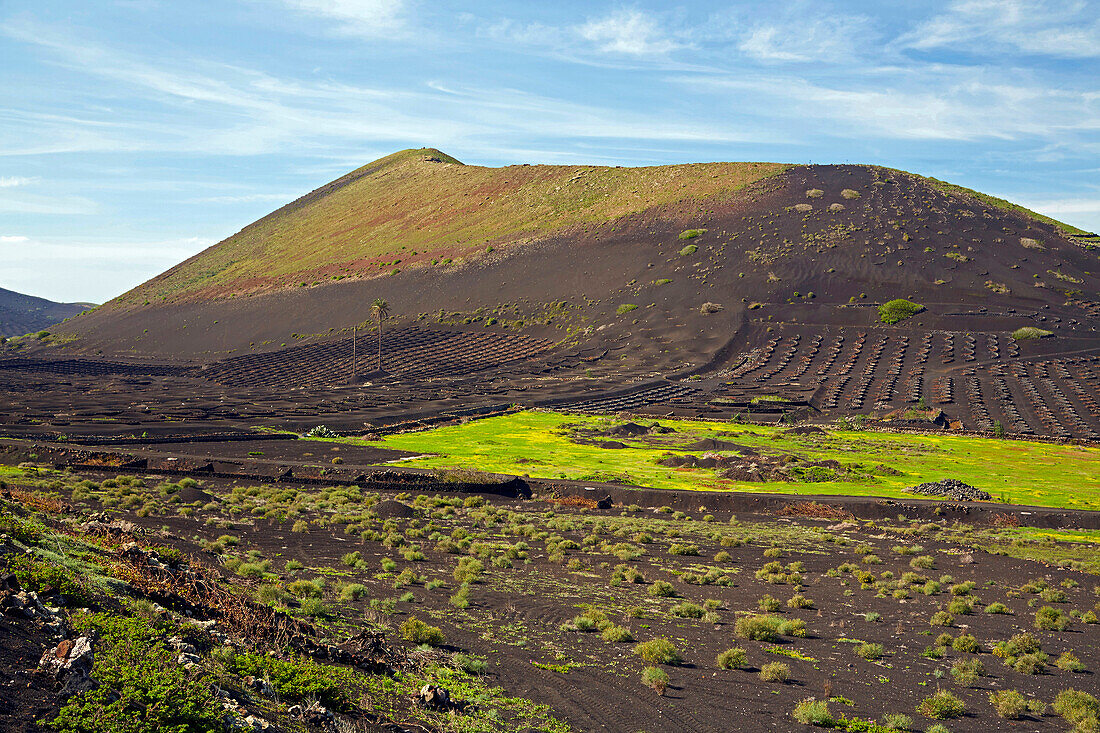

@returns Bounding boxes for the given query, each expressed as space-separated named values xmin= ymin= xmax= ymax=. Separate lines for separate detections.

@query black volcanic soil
xmin=10 ymin=465 xmax=1095 ymax=733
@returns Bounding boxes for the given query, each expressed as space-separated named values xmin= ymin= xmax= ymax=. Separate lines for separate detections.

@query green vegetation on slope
xmin=118 ymin=149 xmax=786 ymax=304
xmin=924 ymin=177 xmax=1089 ymax=236
xmin=314 ymin=411 xmax=1100 ymax=510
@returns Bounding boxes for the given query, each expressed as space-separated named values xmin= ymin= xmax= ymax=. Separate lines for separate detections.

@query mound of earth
xmin=7 ymin=149 xmax=1100 ymax=443
xmin=372 ymin=500 xmax=416 ymax=519
xmin=682 ymin=439 xmax=757 ymax=453
xmin=599 ymin=422 xmax=649 ymax=437
xmin=659 ymin=452 xmax=788 ymax=481
xmin=904 ymin=479 xmax=992 ymax=502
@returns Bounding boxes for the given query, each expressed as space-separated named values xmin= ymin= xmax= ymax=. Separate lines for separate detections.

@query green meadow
xmin=317 ymin=411 xmax=1100 ymax=511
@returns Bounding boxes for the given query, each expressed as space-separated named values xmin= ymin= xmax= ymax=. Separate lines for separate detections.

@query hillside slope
xmin=0 ymin=287 xmax=92 ymax=338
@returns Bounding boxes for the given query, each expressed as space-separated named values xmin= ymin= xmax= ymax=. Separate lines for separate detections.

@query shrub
xmin=641 ymin=666 xmax=669 ymax=694
xmin=616 ymin=304 xmax=638 ymax=315
xmin=601 ymin=625 xmax=633 ymax=643
xmin=400 ymin=617 xmax=445 ymax=646
xmin=950 ymin=658 xmax=985 ymax=686
xmin=984 ymin=602 xmax=1011 ymax=614
xmin=449 ymin=584 xmax=470 ymax=609
xmin=910 ymin=555 xmax=935 ymax=569
xmin=1012 ymin=327 xmax=1053 ymax=340
xmin=881 ymin=713 xmax=912 ymax=730
xmin=759 ymin=594 xmax=781 ymax=612
xmin=924 ymin=726 xmax=951 ymax=733
xmin=678 ymin=244 xmax=698 ymax=256
xmin=338 ymin=583 xmax=367 ymax=602
xmin=736 ymin=614 xmax=783 ymax=642
xmin=856 ymin=643 xmax=884 ymax=661
xmin=792 ymin=698 xmax=833 ymax=726
xmin=453 ymin=557 xmax=484 ymax=583
xmin=668 ymin=543 xmax=699 ymax=556
xmin=1035 ymin=605 xmax=1069 ymax=631
xmin=635 ymin=638 xmax=682 ymax=665
xmin=678 ymin=229 xmax=705 ymax=240
xmin=451 ymin=653 xmax=487 ymax=675
xmin=878 ymin=299 xmax=924 ymax=324
xmin=917 ymin=690 xmax=965 ymax=719
xmin=291 ymin=519 xmax=309 ymax=533
xmin=649 ymin=580 xmax=677 ymax=597
xmin=671 ymin=601 xmax=705 ymax=619
xmin=993 ymin=632 xmax=1040 ymax=661
xmin=1013 ymin=652 xmax=1049 ymax=675
xmin=299 ymin=597 xmax=327 ymax=617
xmin=231 ymin=651 xmax=347 ymax=707
xmin=988 ymin=689 xmax=1027 ymax=719
xmin=787 ymin=594 xmax=814 ymax=609
xmin=717 ymin=647 xmax=747 ymax=670
xmin=1053 ymin=690 xmax=1099 ymax=730
xmin=1056 ymin=651 xmax=1085 ymax=672
xmin=759 ymin=661 xmax=790 ymax=683
xmin=53 ymin=613 xmax=225 ymax=732
xmin=951 ymin=634 xmax=980 ymax=653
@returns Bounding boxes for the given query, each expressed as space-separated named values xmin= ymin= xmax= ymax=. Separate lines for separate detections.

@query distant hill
xmin=0 ymin=287 xmax=94 ymax=338
xmin=52 ymin=148 xmax=1097 ymax=361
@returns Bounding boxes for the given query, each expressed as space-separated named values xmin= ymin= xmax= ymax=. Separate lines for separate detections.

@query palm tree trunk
xmin=377 ymin=316 xmax=383 ymax=371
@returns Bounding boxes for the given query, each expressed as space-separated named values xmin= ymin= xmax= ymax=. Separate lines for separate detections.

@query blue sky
xmin=2 ymin=0 xmax=1098 ymax=303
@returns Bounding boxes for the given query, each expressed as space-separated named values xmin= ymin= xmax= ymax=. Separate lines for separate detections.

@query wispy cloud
xmin=577 ymin=8 xmax=681 ymax=56
xmin=900 ymin=0 xmax=1100 ymax=58
xmin=275 ymin=0 xmax=407 ymax=37
xmin=676 ymin=69 xmax=1100 ymax=143
xmin=0 ymin=235 xmax=30 ymax=243
xmin=737 ymin=12 xmax=874 ymax=63
xmin=0 ymin=176 xmax=37 ymax=187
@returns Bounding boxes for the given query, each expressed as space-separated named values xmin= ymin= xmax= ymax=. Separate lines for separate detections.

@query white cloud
xmin=901 ymin=0 xmax=1100 ymax=58
xmin=738 ymin=14 xmax=873 ymax=63
xmin=577 ymin=9 xmax=680 ymax=56
xmin=676 ymin=69 xmax=1100 ymax=143
xmin=0 ymin=235 xmax=30 ymax=243
xmin=277 ymin=0 xmax=406 ymax=36
xmin=0 ymin=176 xmax=37 ymax=187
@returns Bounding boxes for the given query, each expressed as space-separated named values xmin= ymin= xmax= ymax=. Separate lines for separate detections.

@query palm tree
xmin=370 ymin=298 xmax=390 ymax=372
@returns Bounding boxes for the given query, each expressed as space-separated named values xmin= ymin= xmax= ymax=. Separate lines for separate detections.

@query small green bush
xmin=792 ymin=698 xmax=833 ymax=726
xmin=951 ymin=634 xmax=980 ymax=653
xmin=881 ymin=713 xmax=912 ymax=731
xmin=1012 ymin=327 xmax=1053 ymax=340
xmin=929 ymin=611 xmax=954 ymax=627
xmin=616 ymin=304 xmax=638 ymax=315
xmin=400 ymin=616 xmax=445 ymax=646
xmin=634 ymin=638 xmax=682 ymax=665
xmin=1056 ymin=651 xmax=1085 ymax=672
xmin=668 ymin=543 xmax=699 ymax=556
xmin=231 ymin=651 xmax=347 ymax=707
xmin=678 ymin=244 xmax=698 ymax=256
xmin=670 ymin=601 xmax=705 ymax=619
xmin=988 ymin=689 xmax=1027 ymax=719
xmin=856 ymin=643 xmax=884 ymax=661
xmin=678 ymin=229 xmax=705 ymax=240
xmin=1052 ymin=689 xmax=1099 ymax=730
xmin=649 ymin=580 xmax=677 ymax=597
xmin=917 ymin=689 xmax=965 ymax=719
xmin=641 ymin=665 xmax=669 ymax=694
xmin=717 ymin=647 xmax=747 ymax=670
xmin=878 ymin=299 xmax=924 ymax=324
xmin=1035 ymin=605 xmax=1069 ymax=631
xmin=759 ymin=661 xmax=790 ymax=683
xmin=984 ymin=602 xmax=1011 ymax=614
xmin=950 ymin=658 xmax=985 ymax=686
xmin=601 ymin=625 xmax=633 ymax=642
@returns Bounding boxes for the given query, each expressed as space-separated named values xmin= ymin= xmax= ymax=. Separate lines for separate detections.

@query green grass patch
xmin=341 ymin=411 xmax=1100 ymax=510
